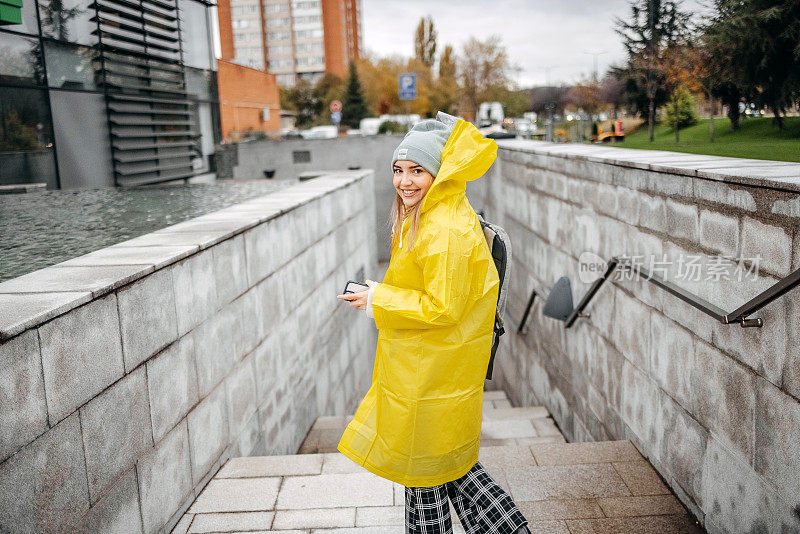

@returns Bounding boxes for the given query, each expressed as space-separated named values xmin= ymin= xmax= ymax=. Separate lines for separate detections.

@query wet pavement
xmin=0 ymin=179 xmax=291 ymax=282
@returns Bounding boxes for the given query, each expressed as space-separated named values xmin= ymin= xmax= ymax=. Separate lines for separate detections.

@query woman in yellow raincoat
xmin=337 ymin=114 xmax=530 ymax=534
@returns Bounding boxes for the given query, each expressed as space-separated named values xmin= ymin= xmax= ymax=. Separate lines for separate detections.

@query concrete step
xmin=298 ymin=391 xmax=565 ymax=454
xmin=173 ymin=391 xmax=703 ymax=534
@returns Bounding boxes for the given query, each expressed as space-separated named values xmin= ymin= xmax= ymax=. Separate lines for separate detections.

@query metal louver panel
xmin=92 ymin=0 xmax=199 ymax=186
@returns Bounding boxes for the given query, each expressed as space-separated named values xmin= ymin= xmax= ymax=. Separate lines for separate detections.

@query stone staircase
xmin=173 ymin=390 xmax=703 ymax=534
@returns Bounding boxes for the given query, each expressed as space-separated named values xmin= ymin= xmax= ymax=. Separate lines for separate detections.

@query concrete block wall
xmin=229 ymin=135 xmax=404 ymax=262
xmin=469 ymin=141 xmax=800 ymax=534
xmin=0 ymin=171 xmax=377 ymax=534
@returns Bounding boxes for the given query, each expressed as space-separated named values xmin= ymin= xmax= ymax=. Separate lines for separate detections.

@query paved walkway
xmin=173 ymin=390 xmax=703 ymax=534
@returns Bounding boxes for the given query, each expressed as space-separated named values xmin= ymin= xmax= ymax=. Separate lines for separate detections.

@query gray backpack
xmin=436 ymin=112 xmax=511 ymax=379
xmin=477 ymin=213 xmax=511 ymax=380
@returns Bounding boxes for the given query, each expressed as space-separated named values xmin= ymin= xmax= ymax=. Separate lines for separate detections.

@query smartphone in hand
xmin=343 ymin=280 xmax=369 ymax=294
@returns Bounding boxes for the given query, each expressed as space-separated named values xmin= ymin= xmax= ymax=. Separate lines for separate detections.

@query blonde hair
xmin=388 ymin=174 xmax=433 ymax=252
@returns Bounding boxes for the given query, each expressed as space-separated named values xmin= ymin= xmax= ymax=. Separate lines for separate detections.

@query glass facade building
xmin=0 ymin=0 xmax=221 ymax=188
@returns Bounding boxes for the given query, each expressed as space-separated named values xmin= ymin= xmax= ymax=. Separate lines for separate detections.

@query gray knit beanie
xmin=391 ymin=119 xmax=453 ymax=177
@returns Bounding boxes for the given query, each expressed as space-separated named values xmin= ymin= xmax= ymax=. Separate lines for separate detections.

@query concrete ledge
xmin=0 ymin=170 xmax=378 ymax=533
xmin=0 ymin=172 xmax=368 ymax=341
xmin=481 ymin=142 xmax=800 ymax=533
xmin=497 ymin=140 xmax=800 ymax=192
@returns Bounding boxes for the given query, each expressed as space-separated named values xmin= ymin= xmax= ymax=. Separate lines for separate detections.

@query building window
xmin=295 ymin=42 xmax=321 ymax=53
xmin=268 ymin=44 xmax=292 ymax=55
xmin=43 ymin=41 xmax=97 ymax=90
xmin=276 ymin=73 xmax=295 ymax=87
xmin=293 ymin=15 xmax=320 ymax=25
xmin=0 ymin=32 xmax=45 ymax=86
xmin=237 ymin=46 xmax=262 ymax=55
xmin=295 ymin=55 xmax=324 ymax=66
xmin=267 ymin=31 xmax=291 ymax=41
xmin=37 ymin=0 xmax=96 ymax=44
xmin=265 ymin=17 xmax=290 ymax=28
xmin=265 ymin=3 xmax=289 ymax=12
xmin=268 ymin=58 xmax=292 ymax=69
xmin=180 ymin=0 xmax=213 ymax=70
xmin=293 ymin=28 xmax=323 ymax=40
xmin=0 ymin=86 xmax=57 ymax=188
xmin=232 ymin=5 xmax=258 ymax=15
xmin=185 ymin=67 xmax=218 ymax=101
xmin=234 ymin=31 xmax=261 ymax=42
xmin=292 ymin=1 xmax=319 ymax=9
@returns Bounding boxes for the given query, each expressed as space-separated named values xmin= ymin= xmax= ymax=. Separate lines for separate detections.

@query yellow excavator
xmin=594 ymin=120 xmax=625 ymax=143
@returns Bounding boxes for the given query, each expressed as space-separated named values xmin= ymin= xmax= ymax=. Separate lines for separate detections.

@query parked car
xmin=510 ymin=118 xmax=536 ymax=136
xmin=282 ymin=129 xmax=303 ymax=140
xmin=359 ymin=118 xmax=383 ymax=136
xmin=300 ymin=125 xmax=338 ymax=139
xmin=478 ymin=123 xmax=515 ymax=139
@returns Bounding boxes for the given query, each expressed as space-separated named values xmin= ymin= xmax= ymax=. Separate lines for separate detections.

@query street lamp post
xmin=583 ymin=50 xmax=607 ymax=82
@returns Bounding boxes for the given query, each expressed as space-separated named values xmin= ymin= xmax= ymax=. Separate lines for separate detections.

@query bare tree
xmin=438 ymin=44 xmax=456 ymax=79
xmin=458 ymin=35 xmax=519 ymax=119
xmin=567 ymin=79 xmax=601 ymax=114
xmin=599 ymin=75 xmax=626 ymax=119
xmin=433 ymin=44 xmax=459 ymax=114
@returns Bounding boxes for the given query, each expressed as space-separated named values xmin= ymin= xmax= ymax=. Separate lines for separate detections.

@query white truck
xmin=477 ymin=102 xmax=504 ymax=126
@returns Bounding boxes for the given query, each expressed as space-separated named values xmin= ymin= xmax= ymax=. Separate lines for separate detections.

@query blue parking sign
xmin=399 ymin=73 xmax=417 ymax=100
xmin=330 ymin=110 xmax=342 ymax=124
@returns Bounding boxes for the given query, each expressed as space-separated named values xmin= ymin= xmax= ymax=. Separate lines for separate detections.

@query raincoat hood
xmin=419 ymin=118 xmax=498 ymax=214
xmin=337 ymin=114 xmax=501 ymax=487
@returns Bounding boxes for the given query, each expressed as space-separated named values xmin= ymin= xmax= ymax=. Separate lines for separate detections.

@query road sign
xmin=330 ymin=111 xmax=342 ymax=124
xmin=399 ymin=73 xmax=417 ymax=100
xmin=330 ymin=100 xmax=342 ymax=113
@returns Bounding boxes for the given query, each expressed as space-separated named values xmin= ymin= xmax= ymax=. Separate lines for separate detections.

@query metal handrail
xmin=518 ymin=256 xmax=800 ymax=331
xmin=516 ymin=288 xmax=540 ymax=334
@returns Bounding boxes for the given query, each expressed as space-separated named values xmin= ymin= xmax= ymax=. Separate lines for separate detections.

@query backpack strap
xmin=477 ymin=212 xmax=511 ymax=381
xmin=485 ymin=314 xmax=505 ymax=380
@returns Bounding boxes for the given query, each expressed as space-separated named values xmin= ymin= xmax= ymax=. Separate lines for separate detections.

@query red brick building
xmin=217 ymin=60 xmax=282 ymax=140
xmin=217 ymin=0 xmax=281 ymax=140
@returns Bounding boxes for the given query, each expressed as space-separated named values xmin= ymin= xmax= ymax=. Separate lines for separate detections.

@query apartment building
xmin=227 ymin=0 xmax=362 ymax=87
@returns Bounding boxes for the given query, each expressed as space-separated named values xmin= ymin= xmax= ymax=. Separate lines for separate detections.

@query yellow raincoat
xmin=337 ymin=119 xmax=500 ymax=487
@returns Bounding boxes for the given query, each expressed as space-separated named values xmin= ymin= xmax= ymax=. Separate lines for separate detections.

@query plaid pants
xmin=404 ymin=461 xmax=528 ymax=534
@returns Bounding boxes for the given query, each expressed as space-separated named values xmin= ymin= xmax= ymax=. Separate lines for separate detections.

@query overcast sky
xmin=362 ymin=0 xmax=705 ymax=87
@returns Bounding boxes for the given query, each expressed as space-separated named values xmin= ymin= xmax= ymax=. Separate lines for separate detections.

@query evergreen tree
xmin=663 ymin=84 xmax=698 ymax=141
xmin=703 ymin=0 xmax=800 ymax=129
xmin=341 ymin=61 xmax=369 ymax=129
xmin=614 ymin=0 xmax=692 ymax=141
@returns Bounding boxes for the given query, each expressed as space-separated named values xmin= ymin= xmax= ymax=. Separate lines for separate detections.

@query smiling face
xmin=393 ymin=160 xmax=434 ymax=210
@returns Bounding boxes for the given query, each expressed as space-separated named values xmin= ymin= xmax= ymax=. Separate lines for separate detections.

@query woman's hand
xmin=336 ymin=280 xmax=376 ymax=311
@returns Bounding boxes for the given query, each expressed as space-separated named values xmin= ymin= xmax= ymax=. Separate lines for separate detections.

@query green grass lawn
xmin=615 ymin=116 xmax=800 ymax=162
